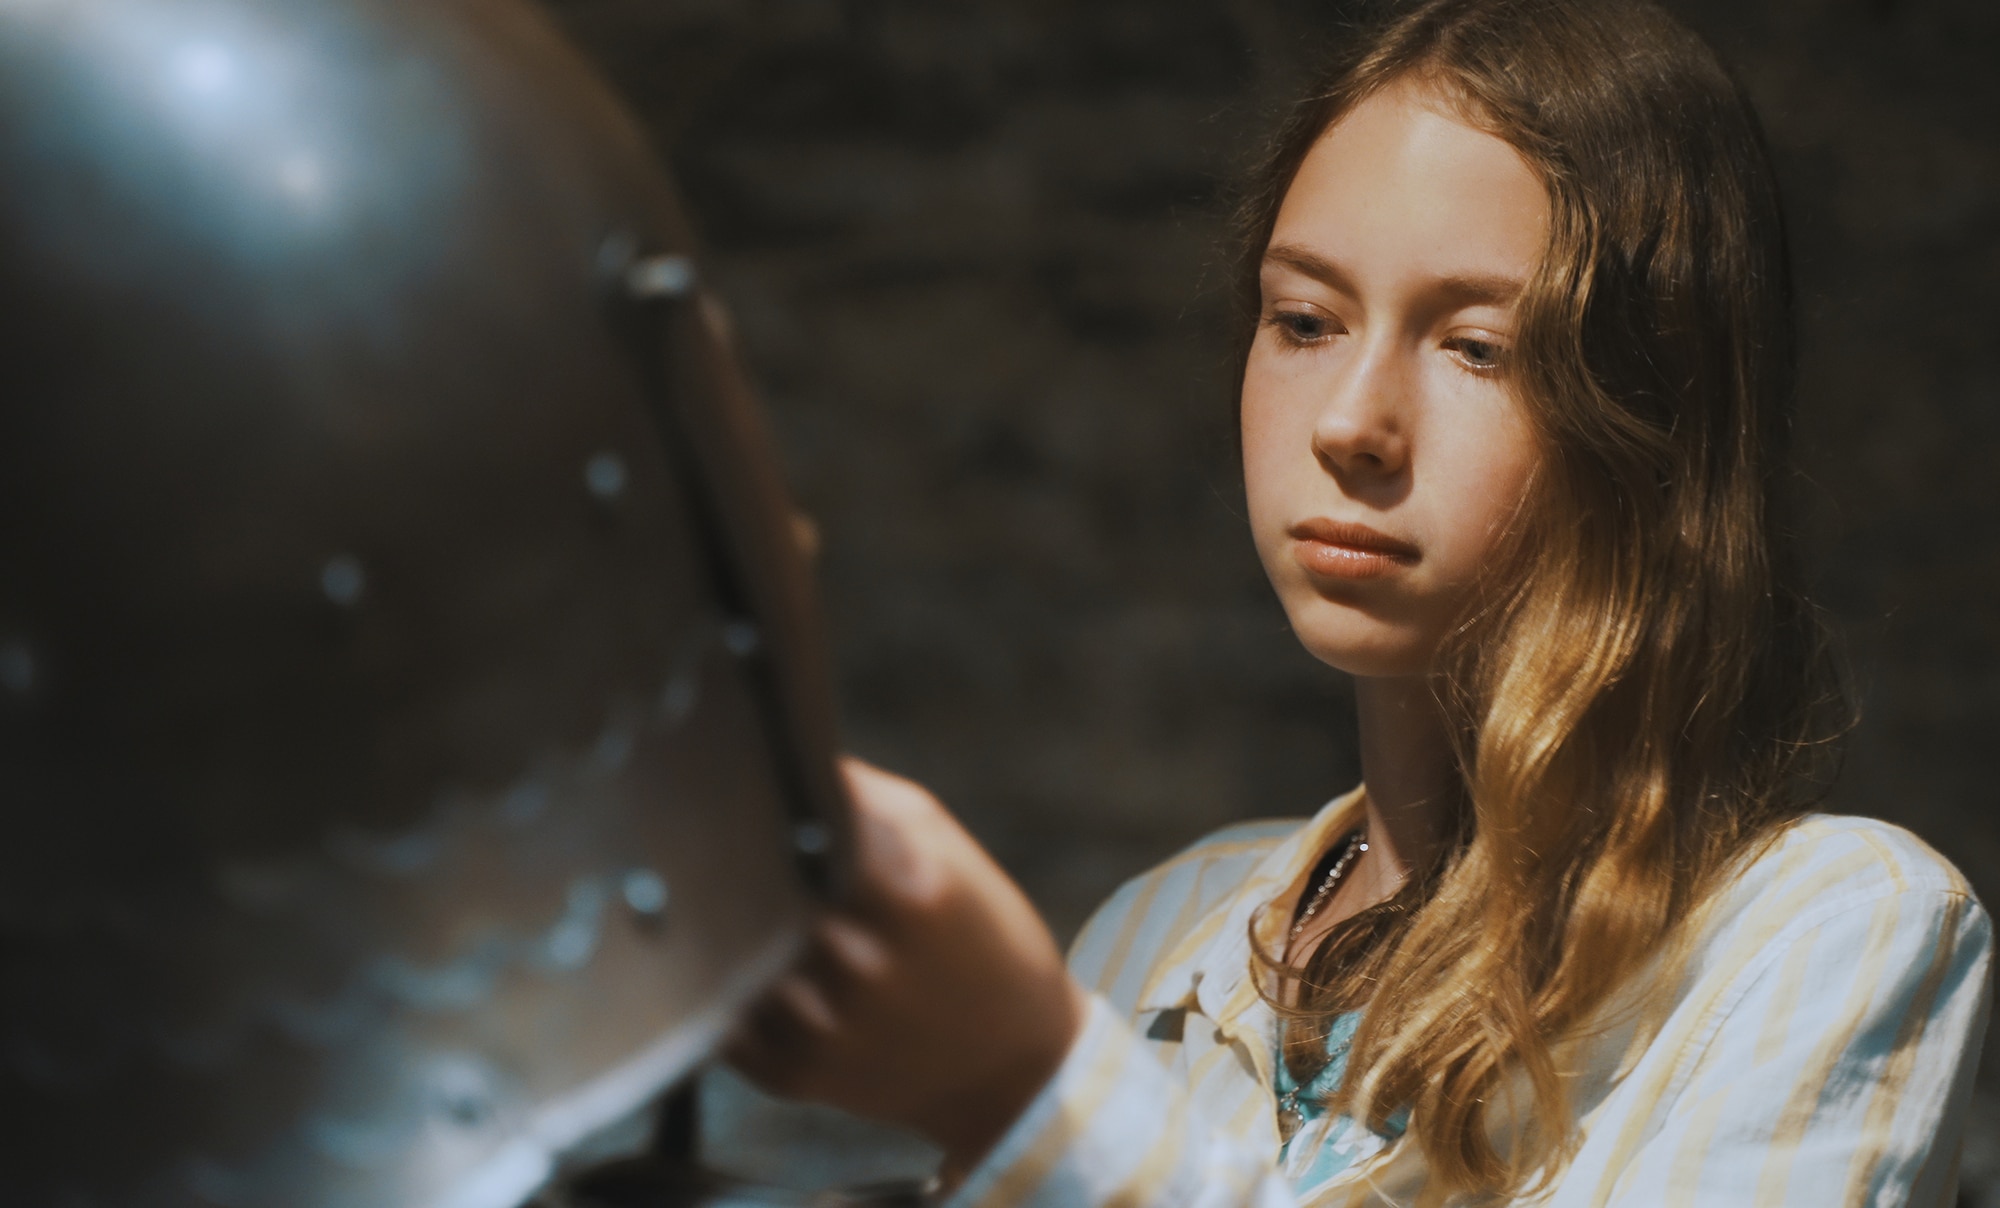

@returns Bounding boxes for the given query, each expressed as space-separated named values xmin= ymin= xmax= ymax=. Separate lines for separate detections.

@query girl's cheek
xmin=1240 ymin=355 xmax=1318 ymax=483
xmin=1238 ymin=378 xmax=1283 ymax=511
xmin=1432 ymin=407 xmax=1540 ymax=569
xmin=1239 ymin=418 xmax=1303 ymax=549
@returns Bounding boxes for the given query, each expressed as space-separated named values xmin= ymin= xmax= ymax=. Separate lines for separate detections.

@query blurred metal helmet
xmin=0 ymin=0 xmax=848 ymax=1204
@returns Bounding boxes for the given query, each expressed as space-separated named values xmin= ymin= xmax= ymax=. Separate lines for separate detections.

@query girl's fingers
xmin=791 ymin=925 xmax=854 ymax=1008
xmin=817 ymin=913 xmax=895 ymax=981
xmin=785 ymin=914 xmax=892 ymax=1019
xmin=724 ymin=911 xmax=899 ymax=1098
xmin=721 ymin=1007 xmax=795 ymax=1091
xmin=837 ymin=758 xmax=961 ymax=923
xmin=723 ymin=971 xmax=841 ymax=1089
xmin=769 ymin=971 xmax=842 ymax=1037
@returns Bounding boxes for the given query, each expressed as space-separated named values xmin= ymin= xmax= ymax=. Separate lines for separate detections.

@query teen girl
xmin=725 ymin=0 xmax=1994 ymax=1203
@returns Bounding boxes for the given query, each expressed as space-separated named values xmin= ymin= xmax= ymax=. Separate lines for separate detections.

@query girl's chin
xmin=1290 ymin=618 xmax=1438 ymax=680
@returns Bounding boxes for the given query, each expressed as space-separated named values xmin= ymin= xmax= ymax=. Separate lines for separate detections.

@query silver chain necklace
xmin=1278 ymin=827 xmax=1369 ymax=1144
xmin=1289 ymin=827 xmax=1368 ymax=941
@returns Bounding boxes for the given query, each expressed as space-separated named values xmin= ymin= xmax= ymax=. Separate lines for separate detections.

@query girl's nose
xmin=1311 ymin=344 xmax=1411 ymax=478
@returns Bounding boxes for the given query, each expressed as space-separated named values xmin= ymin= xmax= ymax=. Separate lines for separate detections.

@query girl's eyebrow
xmin=1263 ymin=242 xmax=1526 ymax=309
xmin=1427 ymin=272 xmax=1526 ymax=308
xmin=1263 ymin=243 xmax=1362 ymax=296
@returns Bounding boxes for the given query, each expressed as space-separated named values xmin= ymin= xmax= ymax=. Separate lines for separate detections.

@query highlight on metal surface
xmin=626 ymin=253 xmax=699 ymax=301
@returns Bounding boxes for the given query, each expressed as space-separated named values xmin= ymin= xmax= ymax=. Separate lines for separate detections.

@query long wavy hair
xmin=1242 ymin=0 xmax=1850 ymax=1198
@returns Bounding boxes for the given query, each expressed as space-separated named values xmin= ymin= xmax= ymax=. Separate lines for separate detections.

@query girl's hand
xmin=723 ymin=757 xmax=1089 ymax=1182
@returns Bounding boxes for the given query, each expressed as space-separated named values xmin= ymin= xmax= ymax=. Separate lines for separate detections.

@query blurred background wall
xmin=538 ymin=0 xmax=2000 ymax=1196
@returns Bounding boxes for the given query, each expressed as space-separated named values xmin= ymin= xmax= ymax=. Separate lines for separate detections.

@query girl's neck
xmin=1353 ymin=676 xmax=1458 ymax=899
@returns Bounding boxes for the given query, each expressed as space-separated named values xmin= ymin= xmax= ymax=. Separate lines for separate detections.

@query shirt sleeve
xmin=941 ymin=994 xmax=1299 ymax=1208
xmin=1593 ymin=886 xmax=1994 ymax=1208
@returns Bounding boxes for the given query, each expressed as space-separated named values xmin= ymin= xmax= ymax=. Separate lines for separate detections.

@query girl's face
xmin=1242 ymin=79 xmax=1547 ymax=679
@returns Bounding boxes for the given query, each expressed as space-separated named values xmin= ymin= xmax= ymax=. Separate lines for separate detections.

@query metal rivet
xmin=320 ymin=555 xmax=365 ymax=607
xmin=622 ymin=868 xmax=669 ymax=918
xmin=545 ymin=922 xmax=595 ymax=970
xmin=793 ymin=821 xmax=830 ymax=857
xmin=584 ymin=451 xmax=628 ymax=501
xmin=428 ymin=1060 xmax=497 ymax=1130
xmin=722 ymin=620 xmax=761 ymax=658
xmin=0 ymin=640 xmax=34 ymax=695
xmin=445 ymin=1094 xmax=489 ymax=1127
xmin=626 ymin=253 xmax=696 ymax=300
xmin=542 ymin=881 xmax=610 ymax=972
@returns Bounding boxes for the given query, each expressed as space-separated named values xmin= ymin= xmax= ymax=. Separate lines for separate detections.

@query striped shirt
xmin=946 ymin=787 xmax=1994 ymax=1207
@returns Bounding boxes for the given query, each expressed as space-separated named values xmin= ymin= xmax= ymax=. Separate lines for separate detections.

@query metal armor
xmin=0 ymin=0 xmax=846 ymax=1204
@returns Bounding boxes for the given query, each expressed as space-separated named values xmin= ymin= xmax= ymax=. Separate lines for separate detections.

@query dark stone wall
xmin=541 ymin=0 xmax=1999 ymax=1196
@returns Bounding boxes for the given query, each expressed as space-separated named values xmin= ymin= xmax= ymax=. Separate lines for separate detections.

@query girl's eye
xmin=1445 ymin=335 xmax=1508 ymax=373
xmin=1267 ymin=308 xmax=1340 ymax=345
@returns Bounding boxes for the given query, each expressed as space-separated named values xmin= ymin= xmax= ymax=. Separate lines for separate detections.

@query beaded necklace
xmin=1279 ymin=826 xmax=1369 ymax=1141
xmin=1288 ymin=826 xmax=1368 ymax=941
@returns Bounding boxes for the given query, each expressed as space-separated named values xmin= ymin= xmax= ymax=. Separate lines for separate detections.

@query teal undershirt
xmin=1274 ymin=1011 xmax=1410 ymax=1189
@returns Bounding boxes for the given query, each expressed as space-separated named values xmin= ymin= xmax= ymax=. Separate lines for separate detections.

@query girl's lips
xmin=1288 ymin=518 xmax=1419 ymax=580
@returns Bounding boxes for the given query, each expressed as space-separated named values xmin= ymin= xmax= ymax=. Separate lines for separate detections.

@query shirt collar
xmin=1133 ymin=786 xmax=1367 ymax=1030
